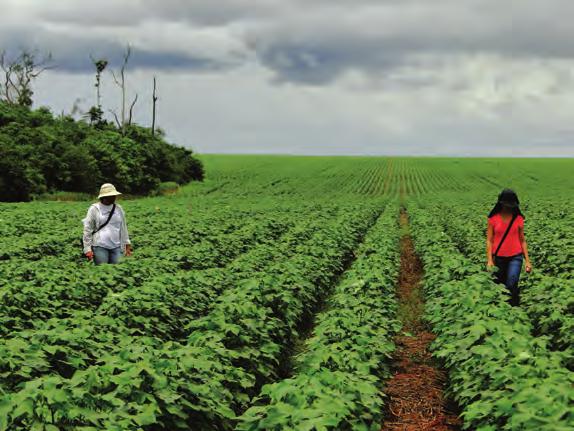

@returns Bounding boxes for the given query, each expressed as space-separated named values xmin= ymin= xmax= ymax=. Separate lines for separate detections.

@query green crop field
xmin=0 ymin=155 xmax=572 ymax=431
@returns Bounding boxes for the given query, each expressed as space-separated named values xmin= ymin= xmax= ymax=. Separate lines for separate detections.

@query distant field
xmin=197 ymin=154 xmax=573 ymax=198
xmin=0 ymin=155 xmax=572 ymax=430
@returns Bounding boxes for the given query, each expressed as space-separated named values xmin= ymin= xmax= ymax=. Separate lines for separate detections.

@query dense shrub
xmin=0 ymin=102 xmax=204 ymax=201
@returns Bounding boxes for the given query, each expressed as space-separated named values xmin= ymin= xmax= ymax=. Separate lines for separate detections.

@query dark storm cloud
xmin=248 ymin=0 xmax=574 ymax=84
xmin=4 ymin=0 xmax=574 ymax=81
xmin=0 ymin=26 xmax=237 ymax=73
xmin=256 ymin=38 xmax=409 ymax=85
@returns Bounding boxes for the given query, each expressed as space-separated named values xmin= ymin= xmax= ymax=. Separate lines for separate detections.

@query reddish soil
xmin=381 ymin=211 xmax=461 ymax=431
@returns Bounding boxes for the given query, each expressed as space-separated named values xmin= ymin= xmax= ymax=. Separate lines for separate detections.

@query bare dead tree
xmin=1 ymin=51 xmax=20 ymax=104
xmin=111 ymin=45 xmax=133 ymax=130
xmin=0 ymin=49 xmax=53 ymax=107
xmin=151 ymin=76 xmax=158 ymax=136
xmin=109 ymin=109 xmax=122 ymax=128
xmin=127 ymin=93 xmax=138 ymax=126
xmin=0 ymin=52 xmax=11 ymax=102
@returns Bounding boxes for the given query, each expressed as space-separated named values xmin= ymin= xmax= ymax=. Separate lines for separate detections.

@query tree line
xmin=0 ymin=47 xmax=204 ymax=202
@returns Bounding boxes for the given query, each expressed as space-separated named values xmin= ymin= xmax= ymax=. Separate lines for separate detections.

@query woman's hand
xmin=525 ymin=261 xmax=532 ymax=273
xmin=85 ymin=250 xmax=94 ymax=261
xmin=125 ymin=244 xmax=133 ymax=257
xmin=486 ymin=259 xmax=495 ymax=270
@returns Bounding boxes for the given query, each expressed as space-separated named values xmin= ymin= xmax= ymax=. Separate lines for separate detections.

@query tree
xmin=0 ymin=50 xmax=52 ymax=107
xmin=87 ymin=57 xmax=108 ymax=126
xmin=110 ymin=45 xmax=138 ymax=132
xmin=0 ymin=133 xmax=47 ymax=201
xmin=152 ymin=76 xmax=158 ymax=136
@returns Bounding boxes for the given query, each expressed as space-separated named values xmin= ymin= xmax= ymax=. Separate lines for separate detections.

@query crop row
xmin=1 ymin=201 xmax=360 ymax=338
xmin=0 ymin=202 xmax=353 ymax=395
xmin=520 ymin=274 xmax=574 ymax=369
xmin=237 ymin=205 xmax=401 ymax=430
xmin=408 ymin=203 xmax=574 ymax=431
xmin=0 ymin=200 xmax=295 ymax=266
xmin=0 ymin=203 xmax=383 ymax=430
xmin=0 ymin=207 xmax=296 ymax=336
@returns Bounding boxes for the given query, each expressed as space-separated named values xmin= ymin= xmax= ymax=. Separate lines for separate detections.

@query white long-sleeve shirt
xmin=82 ymin=203 xmax=131 ymax=253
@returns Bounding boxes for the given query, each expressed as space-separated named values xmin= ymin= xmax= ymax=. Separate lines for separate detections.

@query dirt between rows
xmin=381 ymin=210 xmax=461 ymax=431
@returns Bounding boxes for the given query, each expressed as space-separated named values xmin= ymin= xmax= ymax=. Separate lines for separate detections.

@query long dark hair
xmin=488 ymin=188 xmax=525 ymax=218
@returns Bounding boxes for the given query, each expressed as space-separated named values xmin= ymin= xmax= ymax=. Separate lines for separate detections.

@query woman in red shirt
xmin=486 ymin=189 xmax=532 ymax=306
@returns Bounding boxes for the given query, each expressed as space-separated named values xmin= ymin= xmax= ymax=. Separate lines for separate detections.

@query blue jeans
xmin=93 ymin=246 xmax=122 ymax=265
xmin=494 ymin=253 xmax=523 ymax=306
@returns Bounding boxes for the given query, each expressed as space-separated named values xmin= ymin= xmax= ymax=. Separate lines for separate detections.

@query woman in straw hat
xmin=486 ymin=188 xmax=532 ymax=306
xmin=82 ymin=183 xmax=132 ymax=265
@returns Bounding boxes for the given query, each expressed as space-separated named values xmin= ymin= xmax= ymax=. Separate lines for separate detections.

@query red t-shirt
xmin=488 ymin=214 xmax=524 ymax=257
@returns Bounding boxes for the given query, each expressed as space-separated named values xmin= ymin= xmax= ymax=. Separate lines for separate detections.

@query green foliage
xmin=0 ymin=184 xmax=385 ymax=430
xmin=0 ymin=155 xmax=573 ymax=430
xmin=522 ymin=275 xmax=574 ymax=367
xmin=408 ymin=204 xmax=574 ymax=431
xmin=0 ymin=101 xmax=204 ymax=201
xmin=238 ymin=205 xmax=401 ymax=431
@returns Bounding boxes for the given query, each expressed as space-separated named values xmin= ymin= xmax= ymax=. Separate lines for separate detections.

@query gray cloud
xmin=4 ymin=0 xmax=574 ymax=82
xmin=31 ymin=1 xmax=385 ymax=27
xmin=246 ymin=0 xmax=574 ymax=84
xmin=256 ymin=39 xmax=408 ymax=85
xmin=0 ymin=25 xmax=242 ymax=73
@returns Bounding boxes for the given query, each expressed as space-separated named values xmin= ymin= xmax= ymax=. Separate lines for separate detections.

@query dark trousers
xmin=494 ymin=253 xmax=523 ymax=306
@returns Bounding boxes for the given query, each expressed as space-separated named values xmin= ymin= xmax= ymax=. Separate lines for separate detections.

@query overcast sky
xmin=2 ymin=0 xmax=574 ymax=156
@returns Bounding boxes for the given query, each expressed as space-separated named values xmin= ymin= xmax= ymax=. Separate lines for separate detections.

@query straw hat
xmin=98 ymin=183 xmax=122 ymax=199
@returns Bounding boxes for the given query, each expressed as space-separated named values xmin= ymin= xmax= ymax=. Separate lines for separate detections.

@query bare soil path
xmin=381 ymin=209 xmax=461 ymax=431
